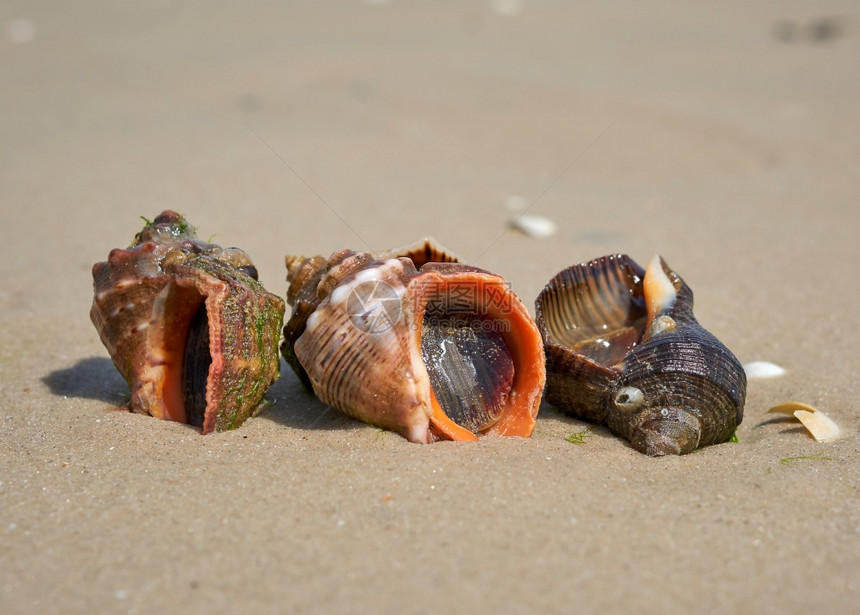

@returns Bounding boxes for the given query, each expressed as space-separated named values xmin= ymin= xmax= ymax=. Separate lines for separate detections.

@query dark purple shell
xmin=90 ymin=211 xmax=285 ymax=433
xmin=535 ymin=254 xmax=746 ymax=456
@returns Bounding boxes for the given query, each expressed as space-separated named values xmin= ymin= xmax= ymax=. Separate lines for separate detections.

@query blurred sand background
xmin=1 ymin=1 xmax=859 ymax=613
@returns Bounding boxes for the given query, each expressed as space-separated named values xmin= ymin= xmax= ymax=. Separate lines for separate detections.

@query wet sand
xmin=2 ymin=2 xmax=858 ymax=613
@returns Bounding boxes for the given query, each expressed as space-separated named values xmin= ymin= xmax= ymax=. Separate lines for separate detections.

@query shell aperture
xmin=181 ymin=303 xmax=212 ymax=428
xmin=421 ymin=313 xmax=515 ymax=435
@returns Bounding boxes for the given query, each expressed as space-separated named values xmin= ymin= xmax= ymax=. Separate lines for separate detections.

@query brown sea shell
xmin=535 ymin=254 xmax=746 ymax=456
xmin=281 ymin=238 xmax=461 ymax=388
xmin=90 ymin=211 xmax=285 ymax=433
xmin=282 ymin=242 xmax=546 ymax=443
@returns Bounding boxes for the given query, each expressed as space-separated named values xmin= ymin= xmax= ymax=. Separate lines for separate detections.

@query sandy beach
xmin=2 ymin=1 xmax=859 ymax=613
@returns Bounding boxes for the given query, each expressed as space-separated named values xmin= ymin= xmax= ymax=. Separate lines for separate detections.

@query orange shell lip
xmin=428 ymin=392 xmax=480 ymax=442
xmin=412 ymin=268 xmax=546 ymax=441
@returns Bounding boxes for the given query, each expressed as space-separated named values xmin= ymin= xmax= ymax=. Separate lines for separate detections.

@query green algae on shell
xmin=90 ymin=211 xmax=285 ymax=433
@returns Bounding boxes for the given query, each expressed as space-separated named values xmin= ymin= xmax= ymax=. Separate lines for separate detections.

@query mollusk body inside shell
xmin=286 ymin=243 xmax=546 ymax=443
xmin=90 ymin=211 xmax=285 ymax=434
xmin=535 ymin=254 xmax=746 ymax=456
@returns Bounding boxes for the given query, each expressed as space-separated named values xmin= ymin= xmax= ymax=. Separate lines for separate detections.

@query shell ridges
xmin=536 ymin=254 xmax=746 ymax=456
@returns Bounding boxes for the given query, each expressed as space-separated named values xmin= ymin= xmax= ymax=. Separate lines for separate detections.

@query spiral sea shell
xmin=535 ymin=254 xmax=746 ymax=456
xmin=281 ymin=238 xmax=460 ymax=389
xmin=90 ymin=211 xmax=285 ymax=433
xmin=281 ymin=240 xmax=546 ymax=443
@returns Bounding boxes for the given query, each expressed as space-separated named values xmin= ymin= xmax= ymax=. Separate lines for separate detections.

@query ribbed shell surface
xmin=290 ymin=250 xmax=546 ymax=443
xmin=535 ymin=255 xmax=646 ymax=423
xmin=293 ymin=258 xmax=434 ymax=442
xmin=609 ymin=322 xmax=747 ymax=449
xmin=536 ymin=254 xmax=746 ymax=455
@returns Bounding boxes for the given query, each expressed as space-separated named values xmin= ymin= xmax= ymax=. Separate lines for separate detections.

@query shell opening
xmin=539 ymin=256 xmax=647 ymax=368
xmin=182 ymin=302 xmax=212 ymax=428
xmin=421 ymin=312 xmax=515 ymax=434
xmin=415 ymin=272 xmax=544 ymax=441
xmin=150 ymin=283 xmax=211 ymax=428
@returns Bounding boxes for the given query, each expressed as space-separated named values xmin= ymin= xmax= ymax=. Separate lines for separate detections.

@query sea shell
xmin=510 ymin=214 xmax=558 ymax=239
xmin=281 ymin=240 xmax=546 ymax=443
xmin=281 ymin=238 xmax=460 ymax=388
xmin=768 ymin=401 xmax=842 ymax=442
xmin=743 ymin=361 xmax=786 ymax=379
xmin=90 ymin=211 xmax=285 ymax=433
xmin=535 ymin=254 xmax=746 ymax=456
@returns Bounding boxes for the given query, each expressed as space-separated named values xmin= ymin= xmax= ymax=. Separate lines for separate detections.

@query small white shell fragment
xmin=510 ymin=214 xmax=557 ymax=239
xmin=767 ymin=401 xmax=817 ymax=415
xmin=767 ymin=401 xmax=842 ymax=442
xmin=744 ymin=361 xmax=786 ymax=378
xmin=794 ymin=410 xmax=841 ymax=442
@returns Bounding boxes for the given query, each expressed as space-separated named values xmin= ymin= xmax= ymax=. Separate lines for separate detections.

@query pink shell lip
xmin=90 ymin=211 xmax=285 ymax=434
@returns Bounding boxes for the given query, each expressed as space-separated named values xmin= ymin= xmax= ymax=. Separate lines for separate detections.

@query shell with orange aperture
xmin=289 ymin=250 xmax=546 ymax=443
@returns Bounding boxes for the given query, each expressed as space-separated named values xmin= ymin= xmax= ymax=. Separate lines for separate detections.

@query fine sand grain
xmin=2 ymin=2 xmax=858 ymax=613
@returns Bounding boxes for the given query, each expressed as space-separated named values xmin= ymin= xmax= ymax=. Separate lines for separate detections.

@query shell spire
xmin=280 ymin=250 xmax=375 ymax=388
